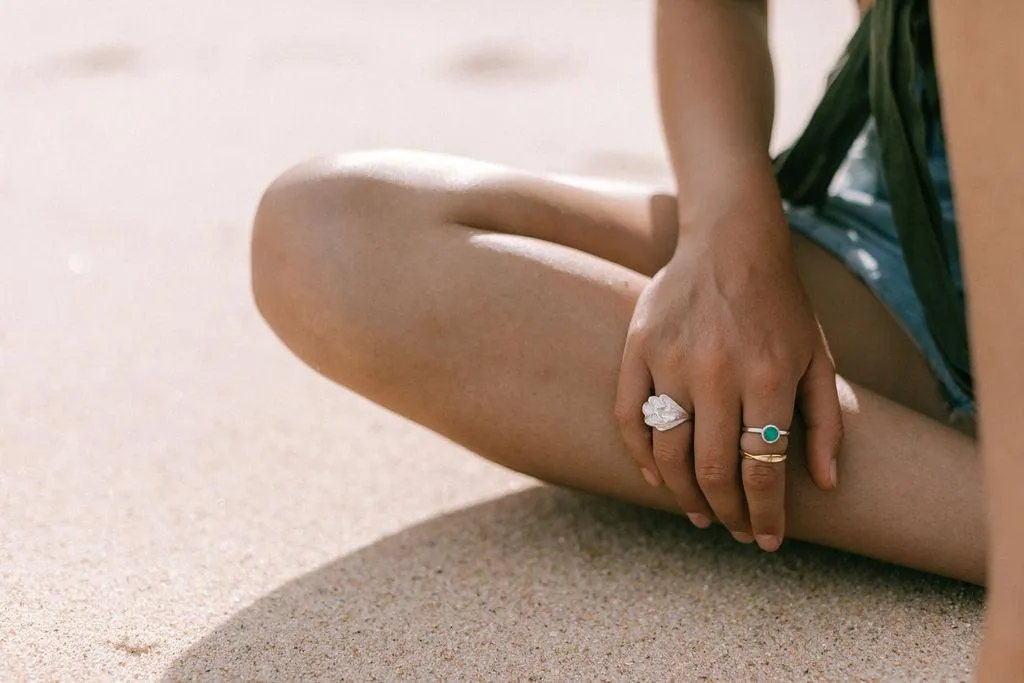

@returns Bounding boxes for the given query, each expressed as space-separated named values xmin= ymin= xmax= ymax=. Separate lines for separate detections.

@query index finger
xmin=614 ymin=342 xmax=660 ymax=487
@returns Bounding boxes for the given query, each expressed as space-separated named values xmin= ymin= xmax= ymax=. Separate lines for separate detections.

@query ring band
xmin=642 ymin=394 xmax=691 ymax=432
xmin=742 ymin=424 xmax=790 ymax=444
xmin=741 ymin=450 xmax=787 ymax=464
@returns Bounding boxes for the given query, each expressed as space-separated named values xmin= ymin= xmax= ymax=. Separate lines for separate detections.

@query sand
xmin=1 ymin=0 xmax=982 ymax=679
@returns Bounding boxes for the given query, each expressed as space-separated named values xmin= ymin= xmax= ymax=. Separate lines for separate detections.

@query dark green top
xmin=774 ymin=0 xmax=973 ymax=397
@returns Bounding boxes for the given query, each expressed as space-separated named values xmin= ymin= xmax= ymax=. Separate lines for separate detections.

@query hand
xmin=614 ymin=202 xmax=842 ymax=551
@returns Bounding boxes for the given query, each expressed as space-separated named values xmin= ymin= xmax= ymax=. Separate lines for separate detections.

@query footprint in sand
xmin=6 ymin=43 xmax=141 ymax=87
xmin=444 ymin=43 xmax=573 ymax=83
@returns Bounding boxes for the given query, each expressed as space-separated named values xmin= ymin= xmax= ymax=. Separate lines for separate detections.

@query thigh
xmin=252 ymin=150 xmax=982 ymax=583
xmin=391 ymin=152 xmax=952 ymax=421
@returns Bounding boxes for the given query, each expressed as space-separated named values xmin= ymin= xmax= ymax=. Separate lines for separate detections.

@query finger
xmin=798 ymin=348 xmax=843 ymax=490
xmin=740 ymin=375 xmax=797 ymax=553
xmin=693 ymin=385 xmax=750 ymax=540
xmin=614 ymin=344 xmax=660 ymax=487
xmin=648 ymin=383 xmax=712 ymax=523
xmin=741 ymin=455 xmax=786 ymax=552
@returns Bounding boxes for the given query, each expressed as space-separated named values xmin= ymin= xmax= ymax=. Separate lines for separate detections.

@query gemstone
xmin=762 ymin=425 xmax=781 ymax=443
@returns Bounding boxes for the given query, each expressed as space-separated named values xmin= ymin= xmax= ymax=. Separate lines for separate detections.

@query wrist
xmin=674 ymin=195 xmax=792 ymax=265
xmin=673 ymin=155 xmax=785 ymax=245
xmin=669 ymin=189 xmax=797 ymax=295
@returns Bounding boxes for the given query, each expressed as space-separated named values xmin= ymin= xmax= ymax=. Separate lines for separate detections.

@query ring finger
xmin=740 ymin=386 xmax=796 ymax=552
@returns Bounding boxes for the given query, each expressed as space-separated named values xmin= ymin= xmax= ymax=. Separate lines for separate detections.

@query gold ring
xmin=741 ymin=450 xmax=787 ymax=464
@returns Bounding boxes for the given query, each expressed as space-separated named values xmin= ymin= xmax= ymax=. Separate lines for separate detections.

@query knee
xmin=250 ymin=150 xmax=415 ymax=341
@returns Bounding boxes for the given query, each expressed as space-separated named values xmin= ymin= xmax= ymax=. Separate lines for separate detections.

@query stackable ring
xmin=742 ymin=424 xmax=789 ymax=445
xmin=642 ymin=394 xmax=691 ymax=432
xmin=741 ymin=450 xmax=788 ymax=464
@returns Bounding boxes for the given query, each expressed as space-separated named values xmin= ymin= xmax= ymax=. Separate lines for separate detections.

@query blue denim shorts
xmin=784 ymin=120 xmax=974 ymax=416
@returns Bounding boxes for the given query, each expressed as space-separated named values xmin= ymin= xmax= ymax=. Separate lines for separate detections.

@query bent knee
xmin=252 ymin=149 xmax=427 ymax=265
xmin=251 ymin=151 xmax=426 ymax=334
xmin=251 ymin=149 xmax=488 ymax=379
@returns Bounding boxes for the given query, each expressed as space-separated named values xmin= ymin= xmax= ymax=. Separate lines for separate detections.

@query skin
xmin=247 ymin=0 xmax=1024 ymax=671
xmin=931 ymin=1 xmax=1024 ymax=676
xmin=620 ymin=0 xmax=840 ymax=553
xmin=249 ymin=150 xmax=982 ymax=586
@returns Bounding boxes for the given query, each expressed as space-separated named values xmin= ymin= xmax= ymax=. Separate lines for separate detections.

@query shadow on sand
xmin=165 ymin=487 xmax=982 ymax=680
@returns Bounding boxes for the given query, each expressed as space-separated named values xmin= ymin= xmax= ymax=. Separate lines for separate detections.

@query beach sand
xmin=1 ymin=0 xmax=982 ymax=679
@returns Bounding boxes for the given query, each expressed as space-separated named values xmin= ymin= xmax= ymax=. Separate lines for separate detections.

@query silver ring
xmin=642 ymin=394 xmax=691 ymax=432
xmin=742 ymin=424 xmax=789 ymax=445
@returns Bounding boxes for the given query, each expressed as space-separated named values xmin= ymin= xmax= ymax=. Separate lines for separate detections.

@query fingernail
xmin=829 ymin=459 xmax=838 ymax=488
xmin=731 ymin=531 xmax=755 ymax=544
xmin=687 ymin=513 xmax=711 ymax=529
xmin=756 ymin=534 xmax=781 ymax=552
xmin=640 ymin=468 xmax=661 ymax=487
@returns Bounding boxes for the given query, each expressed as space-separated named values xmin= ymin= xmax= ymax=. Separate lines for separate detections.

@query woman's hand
xmin=615 ymin=199 xmax=842 ymax=552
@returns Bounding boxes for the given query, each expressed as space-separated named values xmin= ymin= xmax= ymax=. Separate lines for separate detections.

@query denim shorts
xmin=784 ymin=120 xmax=974 ymax=416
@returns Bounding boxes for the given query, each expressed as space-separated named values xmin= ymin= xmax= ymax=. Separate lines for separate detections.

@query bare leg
xmin=251 ymin=150 xmax=983 ymax=584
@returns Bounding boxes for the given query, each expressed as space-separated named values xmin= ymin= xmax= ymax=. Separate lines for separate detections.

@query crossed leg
xmin=251 ymin=150 xmax=983 ymax=584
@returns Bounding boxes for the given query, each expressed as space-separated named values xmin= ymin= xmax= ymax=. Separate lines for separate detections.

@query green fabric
xmin=774 ymin=16 xmax=872 ymax=205
xmin=774 ymin=0 xmax=973 ymax=397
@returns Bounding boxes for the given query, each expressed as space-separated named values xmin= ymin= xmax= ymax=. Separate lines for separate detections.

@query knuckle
xmin=695 ymin=462 xmax=735 ymax=490
xmin=744 ymin=463 xmax=781 ymax=493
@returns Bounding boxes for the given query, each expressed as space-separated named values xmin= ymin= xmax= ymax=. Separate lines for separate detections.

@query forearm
xmin=656 ymin=0 xmax=778 ymax=235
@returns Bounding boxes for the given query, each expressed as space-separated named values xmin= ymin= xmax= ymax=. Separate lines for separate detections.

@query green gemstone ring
xmin=743 ymin=424 xmax=789 ymax=444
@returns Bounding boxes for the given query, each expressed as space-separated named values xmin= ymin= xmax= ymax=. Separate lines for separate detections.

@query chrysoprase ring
xmin=743 ymin=424 xmax=789 ymax=445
